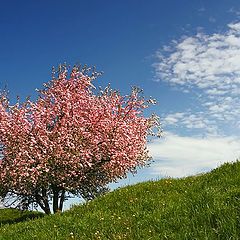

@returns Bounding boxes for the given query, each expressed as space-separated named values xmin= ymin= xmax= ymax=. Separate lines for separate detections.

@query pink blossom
xmin=0 ymin=65 xmax=161 ymax=213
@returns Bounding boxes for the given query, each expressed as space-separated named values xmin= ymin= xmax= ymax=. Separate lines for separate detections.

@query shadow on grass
xmin=0 ymin=208 xmax=45 ymax=225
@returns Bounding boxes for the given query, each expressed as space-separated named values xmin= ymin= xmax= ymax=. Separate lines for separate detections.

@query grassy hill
xmin=0 ymin=161 xmax=240 ymax=239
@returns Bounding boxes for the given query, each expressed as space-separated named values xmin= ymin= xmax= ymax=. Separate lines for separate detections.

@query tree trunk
xmin=42 ymin=188 xmax=51 ymax=214
xmin=35 ymin=189 xmax=51 ymax=215
xmin=59 ymin=190 xmax=65 ymax=212
xmin=42 ymin=204 xmax=51 ymax=215
xmin=36 ymin=187 xmax=65 ymax=214
xmin=53 ymin=188 xmax=59 ymax=214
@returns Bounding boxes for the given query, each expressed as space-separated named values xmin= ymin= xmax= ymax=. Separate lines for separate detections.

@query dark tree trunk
xmin=41 ymin=203 xmax=51 ymax=215
xmin=35 ymin=188 xmax=51 ymax=215
xmin=52 ymin=188 xmax=65 ymax=213
xmin=42 ymin=188 xmax=51 ymax=214
xmin=35 ymin=187 xmax=65 ymax=214
xmin=59 ymin=190 xmax=65 ymax=212
xmin=53 ymin=188 xmax=59 ymax=214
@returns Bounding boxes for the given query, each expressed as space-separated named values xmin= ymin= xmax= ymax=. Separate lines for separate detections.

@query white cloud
xmin=209 ymin=17 xmax=216 ymax=23
xmin=163 ymin=112 xmax=185 ymax=125
xmin=148 ymin=132 xmax=240 ymax=178
xmin=162 ymin=111 xmax=218 ymax=135
xmin=228 ymin=8 xmax=240 ymax=17
xmin=228 ymin=22 xmax=240 ymax=32
xmin=154 ymin=21 xmax=240 ymax=135
xmin=198 ymin=7 xmax=206 ymax=13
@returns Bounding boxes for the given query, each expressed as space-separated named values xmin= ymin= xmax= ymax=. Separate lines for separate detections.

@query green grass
xmin=0 ymin=161 xmax=240 ymax=239
xmin=0 ymin=208 xmax=44 ymax=226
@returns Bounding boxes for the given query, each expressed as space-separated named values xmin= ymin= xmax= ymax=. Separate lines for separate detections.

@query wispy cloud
xmin=163 ymin=112 xmax=217 ymax=135
xmin=198 ymin=7 xmax=206 ymax=13
xmin=154 ymin=21 xmax=240 ymax=135
xmin=209 ymin=17 xmax=216 ymax=23
xmin=148 ymin=132 xmax=240 ymax=177
xmin=229 ymin=7 xmax=240 ymax=17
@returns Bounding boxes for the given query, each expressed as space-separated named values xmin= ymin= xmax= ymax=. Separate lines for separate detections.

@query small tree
xmin=0 ymin=65 xmax=161 ymax=214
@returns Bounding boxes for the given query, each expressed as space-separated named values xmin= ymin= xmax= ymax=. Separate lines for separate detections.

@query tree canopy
xmin=0 ymin=65 xmax=161 ymax=213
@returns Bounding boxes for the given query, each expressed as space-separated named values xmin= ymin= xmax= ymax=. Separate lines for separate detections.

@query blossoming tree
xmin=0 ymin=65 xmax=161 ymax=214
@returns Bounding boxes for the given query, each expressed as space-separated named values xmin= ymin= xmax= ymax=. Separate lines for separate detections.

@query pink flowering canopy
xmin=0 ymin=65 xmax=161 ymax=214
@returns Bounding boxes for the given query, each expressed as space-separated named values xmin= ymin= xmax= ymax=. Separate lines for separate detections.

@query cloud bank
xmin=148 ymin=132 xmax=240 ymax=178
xmin=150 ymin=22 xmax=240 ymax=178
xmin=154 ymin=21 xmax=240 ymax=135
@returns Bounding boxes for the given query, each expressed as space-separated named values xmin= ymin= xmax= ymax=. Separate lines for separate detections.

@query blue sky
xmin=1 ymin=0 xmax=240 ymax=208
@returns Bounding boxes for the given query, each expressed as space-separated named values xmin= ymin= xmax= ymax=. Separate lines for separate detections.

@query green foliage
xmin=0 ymin=161 xmax=240 ymax=239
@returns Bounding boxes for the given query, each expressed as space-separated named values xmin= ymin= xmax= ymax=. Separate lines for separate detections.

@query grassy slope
xmin=0 ymin=161 xmax=240 ymax=239
xmin=0 ymin=208 xmax=44 ymax=225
